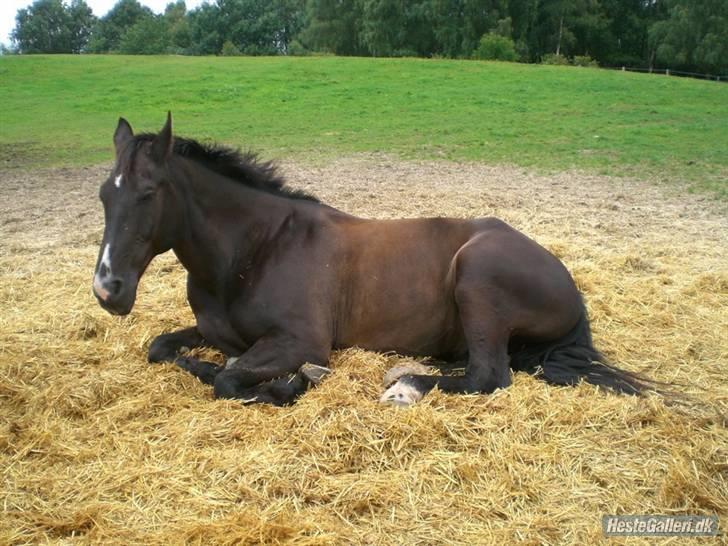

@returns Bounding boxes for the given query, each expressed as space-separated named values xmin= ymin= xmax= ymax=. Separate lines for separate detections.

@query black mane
xmin=133 ymin=134 xmax=319 ymax=202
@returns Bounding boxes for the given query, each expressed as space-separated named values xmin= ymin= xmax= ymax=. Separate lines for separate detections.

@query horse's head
xmin=92 ymin=113 xmax=177 ymax=315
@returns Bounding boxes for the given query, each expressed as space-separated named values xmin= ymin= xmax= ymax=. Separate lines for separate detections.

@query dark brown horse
xmin=92 ymin=113 xmax=650 ymax=406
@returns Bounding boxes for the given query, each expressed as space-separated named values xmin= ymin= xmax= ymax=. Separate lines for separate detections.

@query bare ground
xmin=0 ymin=158 xmax=726 ymax=544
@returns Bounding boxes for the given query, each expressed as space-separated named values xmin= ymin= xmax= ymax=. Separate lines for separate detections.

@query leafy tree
xmin=269 ymin=0 xmax=307 ymax=54
xmin=459 ymin=0 xmax=508 ymax=55
xmin=598 ymin=0 xmax=656 ymax=66
xmin=68 ymin=0 xmax=96 ymax=52
xmin=187 ymin=0 xmax=303 ymax=55
xmin=187 ymin=3 xmax=223 ymax=54
xmin=165 ymin=0 xmax=192 ymax=52
xmin=649 ymin=0 xmax=728 ymax=74
xmin=360 ymin=0 xmax=412 ymax=56
xmin=119 ymin=16 xmax=171 ymax=54
xmin=297 ymin=0 xmax=365 ymax=55
xmin=87 ymin=0 xmax=154 ymax=53
xmin=11 ymin=0 xmax=96 ymax=53
xmin=425 ymin=0 xmax=508 ymax=58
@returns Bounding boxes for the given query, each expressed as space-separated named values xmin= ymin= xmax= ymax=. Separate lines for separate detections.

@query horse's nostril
xmin=108 ymin=278 xmax=123 ymax=296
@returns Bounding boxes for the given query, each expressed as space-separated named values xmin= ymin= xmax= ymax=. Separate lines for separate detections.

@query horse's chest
xmin=187 ymin=278 xmax=263 ymax=353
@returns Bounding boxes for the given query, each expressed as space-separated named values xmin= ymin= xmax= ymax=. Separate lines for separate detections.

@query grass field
xmin=1 ymin=55 xmax=727 ymax=197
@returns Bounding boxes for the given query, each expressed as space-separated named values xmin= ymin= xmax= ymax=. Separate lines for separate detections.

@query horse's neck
xmin=170 ymin=161 xmax=294 ymax=289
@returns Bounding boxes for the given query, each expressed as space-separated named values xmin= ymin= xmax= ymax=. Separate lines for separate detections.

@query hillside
xmin=1 ymin=55 xmax=726 ymax=197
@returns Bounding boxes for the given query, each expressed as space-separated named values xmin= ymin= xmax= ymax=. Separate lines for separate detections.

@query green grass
xmin=1 ymin=55 xmax=726 ymax=197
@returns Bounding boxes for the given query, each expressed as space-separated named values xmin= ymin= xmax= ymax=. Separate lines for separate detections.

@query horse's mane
xmin=132 ymin=134 xmax=319 ymax=202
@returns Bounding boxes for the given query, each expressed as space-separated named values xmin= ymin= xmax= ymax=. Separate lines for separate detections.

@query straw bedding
xmin=1 ymin=157 xmax=726 ymax=544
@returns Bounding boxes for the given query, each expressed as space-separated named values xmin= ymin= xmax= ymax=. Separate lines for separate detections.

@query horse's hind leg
xmin=381 ymin=268 xmax=512 ymax=405
xmin=148 ymin=326 xmax=205 ymax=363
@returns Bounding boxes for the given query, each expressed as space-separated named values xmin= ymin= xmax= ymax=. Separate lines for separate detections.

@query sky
xmin=1 ymin=0 xmax=207 ymax=47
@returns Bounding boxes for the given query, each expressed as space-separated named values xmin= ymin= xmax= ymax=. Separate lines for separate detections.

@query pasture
xmin=1 ymin=55 xmax=727 ymax=197
xmin=1 ymin=56 xmax=727 ymax=544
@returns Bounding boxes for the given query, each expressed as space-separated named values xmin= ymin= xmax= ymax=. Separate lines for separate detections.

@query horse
xmin=92 ymin=113 xmax=651 ymax=406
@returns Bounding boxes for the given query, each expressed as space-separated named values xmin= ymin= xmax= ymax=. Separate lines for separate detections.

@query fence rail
xmin=606 ymin=65 xmax=726 ymax=82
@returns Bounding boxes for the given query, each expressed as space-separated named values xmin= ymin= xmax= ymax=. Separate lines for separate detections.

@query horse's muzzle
xmin=93 ymin=274 xmax=135 ymax=315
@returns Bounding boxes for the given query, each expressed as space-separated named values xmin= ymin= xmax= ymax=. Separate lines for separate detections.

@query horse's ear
xmin=151 ymin=111 xmax=174 ymax=164
xmin=114 ymin=117 xmax=134 ymax=158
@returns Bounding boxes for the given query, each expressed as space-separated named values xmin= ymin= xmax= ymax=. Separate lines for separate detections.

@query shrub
xmin=391 ymin=49 xmax=419 ymax=58
xmin=573 ymin=55 xmax=598 ymax=67
xmin=287 ymin=39 xmax=309 ymax=56
xmin=221 ymin=40 xmax=241 ymax=56
xmin=473 ymin=33 xmax=518 ymax=62
xmin=541 ymin=53 xmax=569 ymax=65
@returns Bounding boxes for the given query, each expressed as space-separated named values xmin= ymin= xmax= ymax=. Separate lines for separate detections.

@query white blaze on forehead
xmin=100 ymin=243 xmax=112 ymax=270
xmin=114 ymin=174 xmax=123 ymax=188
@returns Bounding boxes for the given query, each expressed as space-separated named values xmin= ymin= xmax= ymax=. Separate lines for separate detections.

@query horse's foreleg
xmin=175 ymin=356 xmax=223 ymax=385
xmin=212 ymin=334 xmax=330 ymax=402
xmin=177 ymin=357 xmax=328 ymax=405
xmin=148 ymin=326 xmax=205 ymax=363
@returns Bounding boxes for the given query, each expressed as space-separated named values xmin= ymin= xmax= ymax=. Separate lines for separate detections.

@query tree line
xmin=8 ymin=0 xmax=728 ymax=75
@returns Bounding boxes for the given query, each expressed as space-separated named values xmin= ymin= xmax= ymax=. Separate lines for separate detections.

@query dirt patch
xmin=1 ymin=158 xmax=726 ymax=544
xmin=0 ymin=142 xmax=50 ymax=171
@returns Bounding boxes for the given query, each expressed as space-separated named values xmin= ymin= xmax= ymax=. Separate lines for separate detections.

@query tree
xmin=297 ymin=0 xmax=365 ymax=55
xmin=597 ymin=0 xmax=658 ymax=66
xmin=426 ymin=0 xmax=508 ymax=58
xmin=68 ymin=0 xmax=96 ymax=52
xmin=459 ymin=0 xmax=508 ymax=56
xmin=87 ymin=0 xmax=154 ymax=52
xmin=649 ymin=0 xmax=728 ymax=74
xmin=165 ymin=0 xmax=192 ymax=52
xmin=360 ymin=0 xmax=411 ymax=56
xmin=187 ymin=0 xmax=304 ymax=55
xmin=11 ymin=0 xmax=96 ymax=53
xmin=119 ymin=16 xmax=171 ymax=54
xmin=187 ymin=2 xmax=223 ymax=54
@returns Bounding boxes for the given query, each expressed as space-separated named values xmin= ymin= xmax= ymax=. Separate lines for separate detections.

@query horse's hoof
xmin=379 ymin=378 xmax=424 ymax=407
xmin=383 ymin=361 xmax=434 ymax=388
xmin=300 ymin=363 xmax=332 ymax=386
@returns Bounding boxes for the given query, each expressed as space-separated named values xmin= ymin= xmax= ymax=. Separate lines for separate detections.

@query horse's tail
xmin=510 ymin=304 xmax=655 ymax=395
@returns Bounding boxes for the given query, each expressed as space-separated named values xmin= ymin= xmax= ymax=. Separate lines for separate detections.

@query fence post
xmin=622 ymin=66 xmax=625 ymax=71
xmin=666 ymin=69 xmax=670 ymax=76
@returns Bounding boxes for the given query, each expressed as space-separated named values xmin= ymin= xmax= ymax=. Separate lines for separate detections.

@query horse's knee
xmin=148 ymin=336 xmax=174 ymax=363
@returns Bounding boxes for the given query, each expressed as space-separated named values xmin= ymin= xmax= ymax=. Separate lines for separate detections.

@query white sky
xmin=1 ymin=0 xmax=208 ymax=47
